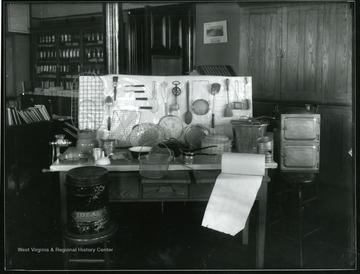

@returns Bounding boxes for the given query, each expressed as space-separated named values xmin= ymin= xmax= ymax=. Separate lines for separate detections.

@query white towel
xmin=201 ymin=152 xmax=265 ymax=236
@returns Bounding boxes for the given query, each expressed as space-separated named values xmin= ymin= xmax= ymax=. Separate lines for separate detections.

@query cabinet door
xmin=322 ymin=3 xmax=352 ymax=105
xmin=239 ymin=7 xmax=281 ymax=100
xmin=280 ymin=4 xmax=324 ymax=102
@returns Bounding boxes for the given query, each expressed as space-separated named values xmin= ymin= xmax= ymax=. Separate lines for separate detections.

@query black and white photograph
xmin=204 ymin=20 xmax=228 ymax=44
xmin=2 ymin=0 xmax=357 ymax=272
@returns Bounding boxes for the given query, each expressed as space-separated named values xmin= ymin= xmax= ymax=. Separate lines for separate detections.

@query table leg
xmin=59 ymin=172 xmax=67 ymax=235
xmin=242 ymin=218 xmax=249 ymax=245
xmin=256 ymin=177 xmax=268 ymax=268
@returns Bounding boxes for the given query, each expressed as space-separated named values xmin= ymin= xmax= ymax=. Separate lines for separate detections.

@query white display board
xmin=78 ymin=74 xmax=252 ymax=145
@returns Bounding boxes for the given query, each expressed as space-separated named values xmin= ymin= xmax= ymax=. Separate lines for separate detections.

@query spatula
xmin=184 ymin=81 xmax=192 ymax=125
xmin=224 ymin=78 xmax=233 ymax=117
xmin=210 ymin=83 xmax=220 ymax=129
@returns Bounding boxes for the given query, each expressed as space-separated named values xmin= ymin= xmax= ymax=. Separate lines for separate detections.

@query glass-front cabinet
xmin=31 ymin=14 xmax=105 ymax=94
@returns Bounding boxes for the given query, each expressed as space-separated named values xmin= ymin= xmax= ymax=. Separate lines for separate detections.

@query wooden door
xmin=128 ymin=4 xmax=194 ymax=75
xmin=239 ymin=7 xmax=281 ymax=100
xmin=280 ymin=4 xmax=324 ymax=102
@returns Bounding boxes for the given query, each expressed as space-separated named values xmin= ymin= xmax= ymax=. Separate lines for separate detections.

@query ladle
xmin=105 ymin=95 xmax=113 ymax=131
xmin=210 ymin=83 xmax=221 ymax=128
xmin=184 ymin=81 xmax=193 ymax=124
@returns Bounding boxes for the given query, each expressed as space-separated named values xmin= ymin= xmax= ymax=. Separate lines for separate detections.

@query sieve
xmin=192 ymin=99 xmax=210 ymax=115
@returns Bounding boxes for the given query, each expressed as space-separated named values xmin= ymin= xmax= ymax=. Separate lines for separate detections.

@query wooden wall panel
xmin=240 ymin=7 xmax=280 ymax=100
xmin=281 ymin=5 xmax=323 ymax=102
xmin=323 ymin=3 xmax=352 ymax=105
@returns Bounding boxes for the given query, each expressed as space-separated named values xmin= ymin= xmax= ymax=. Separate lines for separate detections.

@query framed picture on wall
xmin=203 ymin=20 xmax=228 ymax=44
xmin=7 ymin=4 xmax=30 ymax=34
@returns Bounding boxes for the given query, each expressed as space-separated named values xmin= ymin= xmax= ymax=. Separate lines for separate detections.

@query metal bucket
xmin=231 ymin=119 xmax=268 ymax=153
xmin=65 ymin=166 xmax=110 ymax=236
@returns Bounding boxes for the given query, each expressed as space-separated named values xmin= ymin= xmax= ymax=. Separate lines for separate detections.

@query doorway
xmin=125 ymin=4 xmax=194 ymax=75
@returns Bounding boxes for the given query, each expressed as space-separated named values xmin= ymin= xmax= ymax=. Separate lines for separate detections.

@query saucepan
xmin=179 ymin=145 xmax=218 ymax=164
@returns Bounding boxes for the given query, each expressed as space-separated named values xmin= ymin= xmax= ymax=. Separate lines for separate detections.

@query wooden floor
xmin=4 ymin=171 xmax=356 ymax=270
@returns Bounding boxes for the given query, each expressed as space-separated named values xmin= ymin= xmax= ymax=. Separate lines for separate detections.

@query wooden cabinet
xmin=239 ymin=3 xmax=353 ymax=105
xmin=239 ymin=7 xmax=281 ymax=100
xmin=31 ymin=15 xmax=105 ymax=92
xmin=280 ymin=5 xmax=324 ymax=102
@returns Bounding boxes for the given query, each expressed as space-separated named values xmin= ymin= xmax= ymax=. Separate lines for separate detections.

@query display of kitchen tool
xmin=71 ymin=72 xmax=105 ymax=131
xmin=210 ymin=83 xmax=221 ymax=129
xmin=139 ymin=146 xmax=173 ymax=179
xmin=113 ymin=76 xmax=118 ymax=101
xmin=129 ymin=123 xmax=165 ymax=147
xmin=109 ymin=110 xmax=141 ymax=147
xmin=151 ymin=81 xmax=159 ymax=113
xmin=233 ymin=80 xmax=242 ymax=109
xmin=184 ymin=124 xmax=210 ymax=149
xmin=224 ymin=78 xmax=233 ymax=117
xmin=170 ymin=80 xmax=181 ymax=111
xmin=201 ymin=134 xmax=232 ymax=155
xmin=184 ymin=81 xmax=193 ymax=124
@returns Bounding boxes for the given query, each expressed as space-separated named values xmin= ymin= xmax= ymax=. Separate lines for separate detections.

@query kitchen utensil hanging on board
xmin=170 ymin=81 xmax=181 ymax=111
xmin=113 ymin=76 xmax=118 ymax=101
xmin=233 ymin=80 xmax=242 ymax=110
xmin=192 ymin=99 xmax=210 ymax=115
xmin=160 ymin=81 xmax=169 ymax=115
xmin=184 ymin=81 xmax=193 ymax=124
xmin=104 ymin=95 xmax=113 ymax=131
xmin=224 ymin=78 xmax=233 ymax=117
xmin=151 ymin=81 xmax=159 ymax=113
xmin=71 ymin=72 xmax=105 ymax=131
xmin=243 ymin=77 xmax=249 ymax=110
xmin=210 ymin=83 xmax=221 ymax=129
xmin=191 ymin=80 xmax=210 ymax=115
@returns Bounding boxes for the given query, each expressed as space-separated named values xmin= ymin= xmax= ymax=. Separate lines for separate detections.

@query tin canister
xmin=257 ymin=136 xmax=273 ymax=163
xmin=65 ymin=166 xmax=110 ymax=236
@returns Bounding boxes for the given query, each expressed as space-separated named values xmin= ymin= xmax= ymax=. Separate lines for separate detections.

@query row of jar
xmin=84 ymin=32 xmax=104 ymax=43
xmin=85 ymin=48 xmax=104 ymax=59
xmin=39 ymin=35 xmax=56 ymax=44
xmin=59 ymin=65 xmax=81 ymax=74
xmin=39 ymin=50 xmax=57 ymax=59
xmin=36 ymin=65 xmax=57 ymax=74
xmin=60 ymin=49 xmax=80 ymax=59
xmin=40 ymin=80 xmax=56 ymax=89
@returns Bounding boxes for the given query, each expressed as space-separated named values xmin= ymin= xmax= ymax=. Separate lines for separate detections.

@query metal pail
xmin=231 ymin=119 xmax=268 ymax=153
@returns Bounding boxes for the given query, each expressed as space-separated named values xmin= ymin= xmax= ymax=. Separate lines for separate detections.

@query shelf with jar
xmin=31 ymin=14 xmax=106 ymax=93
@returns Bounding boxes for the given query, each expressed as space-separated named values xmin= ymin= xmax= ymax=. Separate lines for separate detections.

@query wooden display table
xmin=50 ymin=155 xmax=277 ymax=268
